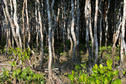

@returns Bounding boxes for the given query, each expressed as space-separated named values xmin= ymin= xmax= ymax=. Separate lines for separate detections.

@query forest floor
xmin=0 ymin=52 xmax=87 ymax=84
xmin=0 ymin=51 xmax=126 ymax=84
xmin=0 ymin=55 xmax=11 ymax=72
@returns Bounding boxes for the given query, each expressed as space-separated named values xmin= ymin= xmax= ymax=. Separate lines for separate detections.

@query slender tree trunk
xmin=99 ymin=0 xmax=103 ymax=48
xmin=25 ymin=0 xmax=30 ymax=48
xmin=67 ymin=7 xmax=73 ymax=56
xmin=120 ymin=0 xmax=126 ymax=66
xmin=51 ymin=0 xmax=56 ymax=63
xmin=105 ymin=1 xmax=110 ymax=46
xmin=2 ymin=4 xmax=10 ymax=48
xmin=85 ymin=0 xmax=93 ymax=69
xmin=94 ymin=0 xmax=99 ymax=64
xmin=35 ymin=2 xmax=39 ymax=49
xmin=112 ymin=15 xmax=122 ymax=66
xmin=62 ymin=6 xmax=66 ymax=52
xmin=22 ymin=0 xmax=26 ymax=49
xmin=3 ymin=0 xmax=19 ymax=47
xmin=10 ymin=0 xmax=14 ymax=48
xmin=67 ymin=27 xmax=73 ymax=56
xmin=46 ymin=0 xmax=53 ymax=81
xmin=13 ymin=0 xmax=22 ymax=48
xmin=71 ymin=0 xmax=77 ymax=62
xmin=76 ymin=0 xmax=80 ymax=62
xmin=37 ymin=0 xmax=44 ymax=67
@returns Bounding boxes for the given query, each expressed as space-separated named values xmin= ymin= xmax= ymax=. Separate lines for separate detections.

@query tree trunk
xmin=35 ymin=3 xmax=39 ymax=49
xmin=10 ymin=0 xmax=14 ymax=48
xmin=71 ymin=0 xmax=77 ymax=62
xmin=104 ymin=1 xmax=110 ymax=46
xmin=85 ymin=0 xmax=93 ymax=70
xmin=3 ymin=0 xmax=20 ymax=47
xmin=37 ymin=0 xmax=44 ymax=67
xmin=120 ymin=0 xmax=126 ymax=66
xmin=112 ymin=15 xmax=122 ymax=66
xmin=76 ymin=0 xmax=80 ymax=62
xmin=94 ymin=0 xmax=99 ymax=64
xmin=99 ymin=0 xmax=103 ymax=48
xmin=51 ymin=0 xmax=56 ymax=63
xmin=46 ymin=0 xmax=53 ymax=82
xmin=22 ymin=0 xmax=26 ymax=49
xmin=13 ymin=0 xmax=22 ymax=48
xmin=25 ymin=0 xmax=30 ymax=48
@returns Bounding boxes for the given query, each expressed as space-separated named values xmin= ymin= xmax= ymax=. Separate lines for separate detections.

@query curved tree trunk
xmin=71 ymin=0 xmax=77 ymax=62
xmin=13 ymin=0 xmax=22 ymax=48
xmin=3 ymin=0 xmax=20 ymax=47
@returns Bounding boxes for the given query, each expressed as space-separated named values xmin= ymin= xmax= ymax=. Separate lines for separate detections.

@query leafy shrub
xmin=0 ymin=67 xmax=45 ymax=84
xmin=68 ymin=60 xmax=121 ymax=84
xmin=0 ymin=47 xmax=45 ymax=84
xmin=99 ymin=46 xmax=120 ymax=64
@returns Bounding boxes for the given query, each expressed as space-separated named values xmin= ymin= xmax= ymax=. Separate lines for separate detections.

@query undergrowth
xmin=0 ymin=47 xmax=45 ymax=84
xmin=68 ymin=59 xmax=121 ymax=84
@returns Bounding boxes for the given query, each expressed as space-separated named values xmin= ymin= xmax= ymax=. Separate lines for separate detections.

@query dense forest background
xmin=0 ymin=0 xmax=126 ymax=84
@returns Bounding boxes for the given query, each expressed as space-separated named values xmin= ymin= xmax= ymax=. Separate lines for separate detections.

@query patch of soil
xmin=0 ymin=55 xmax=11 ymax=72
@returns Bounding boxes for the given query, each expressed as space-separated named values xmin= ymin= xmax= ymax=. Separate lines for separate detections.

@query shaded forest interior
xmin=0 ymin=0 xmax=126 ymax=84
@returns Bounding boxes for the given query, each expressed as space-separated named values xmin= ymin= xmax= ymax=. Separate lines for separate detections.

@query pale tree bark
xmin=120 ymin=0 xmax=126 ymax=66
xmin=99 ymin=0 xmax=103 ymax=48
xmin=105 ymin=0 xmax=110 ymax=46
xmin=85 ymin=0 xmax=93 ymax=69
xmin=51 ymin=0 xmax=56 ymax=62
xmin=46 ymin=0 xmax=53 ymax=81
xmin=25 ymin=0 xmax=30 ymax=48
xmin=71 ymin=0 xmax=77 ymax=62
xmin=67 ymin=4 xmax=73 ymax=56
xmin=36 ymin=0 xmax=44 ymax=67
xmin=10 ymin=0 xmax=13 ymax=22
xmin=22 ymin=0 xmax=26 ymax=49
xmin=67 ymin=26 xmax=73 ymax=55
xmin=10 ymin=0 xmax=14 ymax=48
xmin=112 ymin=12 xmax=122 ymax=66
xmin=13 ymin=0 xmax=22 ymax=48
xmin=88 ymin=11 xmax=94 ymax=66
xmin=94 ymin=0 xmax=99 ymax=64
xmin=85 ymin=0 xmax=89 ymax=55
xmin=35 ymin=1 xmax=39 ymax=49
xmin=3 ymin=0 xmax=20 ymax=47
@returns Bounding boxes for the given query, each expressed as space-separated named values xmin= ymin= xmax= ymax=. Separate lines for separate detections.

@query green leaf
xmin=81 ymin=64 xmax=86 ymax=69
xmin=93 ymin=64 xmax=98 ymax=72
xmin=96 ymin=79 xmax=101 ymax=84
xmin=79 ymin=73 xmax=87 ymax=82
xmin=72 ymin=70 xmax=75 ymax=75
xmin=104 ymin=77 xmax=109 ymax=84
xmin=99 ymin=64 xmax=103 ymax=69
xmin=107 ymin=60 xmax=113 ymax=70
xmin=111 ymin=79 xmax=121 ymax=84
xmin=113 ymin=70 xmax=119 ymax=76
xmin=75 ymin=65 xmax=81 ymax=71
xmin=12 ymin=71 xmax=16 ymax=78
xmin=88 ymin=77 xmax=95 ymax=84
xmin=107 ymin=59 xmax=113 ymax=67
xmin=68 ymin=74 xmax=74 ymax=81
